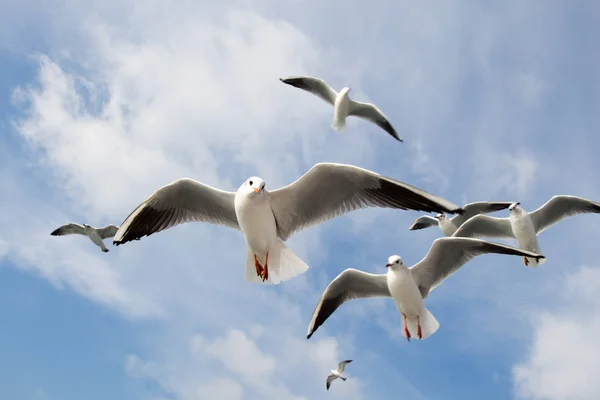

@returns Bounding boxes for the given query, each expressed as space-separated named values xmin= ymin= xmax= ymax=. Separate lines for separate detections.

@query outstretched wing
xmin=51 ymin=223 xmax=86 ymax=236
xmin=530 ymin=195 xmax=600 ymax=234
xmin=271 ymin=163 xmax=463 ymax=241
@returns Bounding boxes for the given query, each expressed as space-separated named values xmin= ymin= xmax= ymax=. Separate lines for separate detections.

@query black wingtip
xmin=307 ymin=333 xmax=313 ymax=339
xmin=454 ymin=208 xmax=465 ymax=215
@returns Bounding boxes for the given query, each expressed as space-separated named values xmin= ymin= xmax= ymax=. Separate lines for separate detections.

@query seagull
xmin=409 ymin=201 xmax=514 ymax=236
xmin=306 ymin=237 xmax=544 ymax=340
xmin=326 ymin=360 xmax=353 ymax=391
xmin=279 ymin=76 xmax=401 ymax=142
xmin=51 ymin=223 xmax=119 ymax=253
xmin=452 ymin=195 xmax=600 ymax=267
xmin=113 ymin=162 xmax=463 ymax=284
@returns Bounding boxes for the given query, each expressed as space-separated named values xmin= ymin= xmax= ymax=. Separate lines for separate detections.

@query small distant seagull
xmin=326 ymin=360 xmax=352 ymax=391
xmin=113 ymin=163 xmax=463 ymax=284
xmin=51 ymin=223 xmax=119 ymax=253
xmin=409 ymin=202 xmax=513 ymax=236
xmin=452 ymin=195 xmax=600 ymax=267
xmin=279 ymin=76 xmax=401 ymax=142
xmin=306 ymin=238 xmax=544 ymax=341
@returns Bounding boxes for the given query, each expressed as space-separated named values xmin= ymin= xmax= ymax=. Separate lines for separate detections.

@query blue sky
xmin=1 ymin=1 xmax=600 ymax=399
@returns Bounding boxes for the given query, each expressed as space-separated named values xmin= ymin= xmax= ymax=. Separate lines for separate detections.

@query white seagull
xmin=452 ymin=195 xmax=600 ymax=267
xmin=113 ymin=163 xmax=463 ymax=284
xmin=51 ymin=223 xmax=119 ymax=253
xmin=279 ymin=76 xmax=401 ymax=142
xmin=409 ymin=201 xmax=514 ymax=236
xmin=326 ymin=359 xmax=353 ymax=391
xmin=306 ymin=237 xmax=544 ymax=340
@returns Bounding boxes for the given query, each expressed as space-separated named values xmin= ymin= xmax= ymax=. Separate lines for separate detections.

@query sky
xmin=1 ymin=1 xmax=600 ymax=399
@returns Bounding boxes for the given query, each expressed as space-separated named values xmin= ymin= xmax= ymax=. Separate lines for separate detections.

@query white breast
xmin=333 ymin=93 xmax=350 ymax=121
xmin=235 ymin=194 xmax=278 ymax=255
xmin=387 ymin=268 xmax=425 ymax=317
xmin=510 ymin=213 xmax=539 ymax=252
xmin=439 ymin=219 xmax=457 ymax=236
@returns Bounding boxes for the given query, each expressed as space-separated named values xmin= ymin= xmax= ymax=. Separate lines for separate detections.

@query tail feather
xmin=404 ymin=308 xmax=439 ymax=340
xmin=332 ymin=118 xmax=346 ymax=131
xmin=244 ymin=240 xmax=309 ymax=285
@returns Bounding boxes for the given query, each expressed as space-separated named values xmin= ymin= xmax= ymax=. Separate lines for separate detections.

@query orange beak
xmin=254 ymin=188 xmax=260 ymax=193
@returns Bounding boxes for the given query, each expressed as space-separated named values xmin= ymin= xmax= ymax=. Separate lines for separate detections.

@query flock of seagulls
xmin=49 ymin=75 xmax=600 ymax=391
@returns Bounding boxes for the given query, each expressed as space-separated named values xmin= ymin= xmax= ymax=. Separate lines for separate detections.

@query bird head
xmin=508 ymin=202 xmax=522 ymax=214
xmin=239 ymin=177 xmax=266 ymax=197
xmin=386 ymin=255 xmax=404 ymax=270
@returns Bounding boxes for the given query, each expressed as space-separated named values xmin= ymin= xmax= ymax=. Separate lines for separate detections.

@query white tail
xmin=244 ymin=240 xmax=309 ymax=285
xmin=331 ymin=118 xmax=346 ymax=131
xmin=524 ymin=255 xmax=546 ymax=268
xmin=404 ymin=308 xmax=440 ymax=340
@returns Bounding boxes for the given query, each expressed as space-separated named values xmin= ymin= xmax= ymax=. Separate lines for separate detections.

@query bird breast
xmin=387 ymin=269 xmax=425 ymax=316
xmin=510 ymin=213 xmax=538 ymax=248
xmin=439 ymin=219 xmax=458 ymax=236
xmin=235 ymin=194 xmax=278 ymax=253
xmin=333 ymin=92 xmax=350 ymax=120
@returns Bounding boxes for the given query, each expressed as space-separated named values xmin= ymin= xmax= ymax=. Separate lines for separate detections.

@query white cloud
xmin=513 ymin=266 xmax=600 ymax=400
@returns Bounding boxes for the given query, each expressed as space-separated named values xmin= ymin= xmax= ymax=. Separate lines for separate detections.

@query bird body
xmin=114 ymin=163 xmax=463 ymax=284
xmin=332 ymin=87 xmax=351 ymax=130
xmin=51 ymin=223 xmax=119 ymax=253
xmin=326 ymin=360 xmax=352 ymax=390
xmin=452 ymin=196 xmax=600 ymax=267
xmin=306 ymin=237 xmax=545 ymax=340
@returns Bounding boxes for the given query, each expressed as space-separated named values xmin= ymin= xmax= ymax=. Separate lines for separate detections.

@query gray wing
xmin=113 ymin=178 xmax=239 ymax=245
xmin=411 ymin=237 xmax=545 ymax=298
xmin=271 ymin=163 xmax=463 ymax=241
xmin=451 ymin=214 xmax=514 ymax=239
xmin=409 ymin=215 xmax=439 ymax=231
xmin=450 ymin=201 xmax=513 ymax=226
xmin=279 ymin=76 xmax=338 ymax=105
xmin=530 ymin=195 xmax=600 ymax=235
xmin=306 ymin=268 xmax=391 ymax=339
xmin=96 ymin=224 xmax=119 ymax=239
xmin=51 ymin=223 xmax=86 ymax=236
xmin=326 ymin=375 xmax=337 ymax=390
xmin=348 ymin=100 xmax=401 ymax=142
xmin=337 ymin=360 xmax=353 ymax=373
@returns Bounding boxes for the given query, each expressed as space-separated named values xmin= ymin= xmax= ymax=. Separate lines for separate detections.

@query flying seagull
xmin=51 ymin=223 xmax=119 ymax=253
xmin=326 ymin=360 xmax=353 ymax=391
xmin=452 ymin=195 xmax=600 ymax=267
xmin=409 ymin=201 xmax=513 ymax=236
xmin=306 ymin=237 xmax=544 ymax=340
xmin=113 ymin=162 xmax=463 ymax=284
xmin=279 ymin=76 xmax=401 ymax=142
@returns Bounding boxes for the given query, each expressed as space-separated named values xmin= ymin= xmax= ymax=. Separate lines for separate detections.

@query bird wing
xmin=348 ymin=100 xmax=401 ymax=141
xmin=411 ymin=237 xmax=545 ymax=298
xmin=50 ymin=223 xmax=86 ymax=236
xmin=279 ymin=76 xmax=338 ymax=105
xmin=451 ymin=214 xmax=514 ymax=239
xmin=270 ymin=163 xmax=463 ymax=241
xmin=408 ymin=215 xmax=439 ymax=231
xmin=326 ymin=374 xmax=337 ymax=390
xmin=113 ymin=178 xmax=239 ymax=245
xmin=451 ymin=201 xmax=513 ymax=226
xmin=306 ymin=268 xmax=391 ymax=339
xmin=97 ymin=224 xmax=119 ymax=239
xmin=529 ymin=195 xmax=600 ymax=235
xmin=337 ymin=359 xmax=353 ymax=373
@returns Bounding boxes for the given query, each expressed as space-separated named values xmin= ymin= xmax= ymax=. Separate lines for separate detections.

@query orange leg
xmin=523 ymin=257 xmax=529 ymax=266
xmin=417 ymin=316 xmax=422 ymax=339
xmin=260 ymin=252 xmax=269 ymax=282
xmin=254 ymin=254 xmax=264 ymax=277
xmin=402 ymin=313 xmax=411 ymax=341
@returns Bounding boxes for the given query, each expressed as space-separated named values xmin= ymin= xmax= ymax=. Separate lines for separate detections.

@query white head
xmin=508 ymin=202 xmax=522 ymax=215
xmin=385 ymin=255 xmax=405 ymax=271
xmin=340 ymin=87 xmax=351 ymax=96
xmin=238 ymin=176 xmax=266 ymax=197
xmin=83 ymin=223 xmax=90 ymax=228
xmin=434 ymin=213 xmax=448 ymax=222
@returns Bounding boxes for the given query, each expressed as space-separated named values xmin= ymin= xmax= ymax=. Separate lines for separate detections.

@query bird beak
xmin=385 ymin=263 xmax=392 ymax=268
xmin=254 ymin=188 xmax=260 ymax=193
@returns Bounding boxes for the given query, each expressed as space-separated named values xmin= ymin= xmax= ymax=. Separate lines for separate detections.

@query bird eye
xmin=396 ymin=260 xmax=400 ymax=264
xmin=249 ymin=180 xmax=253 ymax=186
